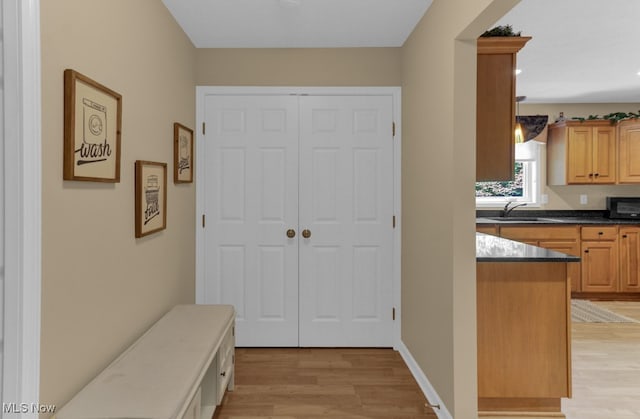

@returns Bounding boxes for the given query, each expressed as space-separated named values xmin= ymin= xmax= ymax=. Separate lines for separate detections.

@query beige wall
xmin=40 ymin=0 xmax=196 ymax=411
xmin=511 ymin=103 xmax=640 ymax=210
xmin=401 ymin=0 xmax=519 ymax=416
xmin=196 ymin=48 xmax=401 ymax=86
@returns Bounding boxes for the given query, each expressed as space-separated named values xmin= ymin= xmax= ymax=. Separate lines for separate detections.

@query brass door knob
xmin=302 ymin=229 xmax=311 ymax=239
xmin=286 ymin=229 xmax=296 ymax=238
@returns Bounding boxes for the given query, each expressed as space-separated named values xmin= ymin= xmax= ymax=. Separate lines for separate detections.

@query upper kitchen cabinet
xmin=547 ymin=120 xmax=616 ymax=185
xmin=618 ymin=118 xmax=640 ymax=183
xmin=476 ymin=36 xmax=531 ymax=181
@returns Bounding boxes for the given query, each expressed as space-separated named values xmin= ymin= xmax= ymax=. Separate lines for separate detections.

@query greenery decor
xmin=571 ymin=110 xmax=640 ymax=124
xmin=480 ymin=25 xmax=522 ymax=37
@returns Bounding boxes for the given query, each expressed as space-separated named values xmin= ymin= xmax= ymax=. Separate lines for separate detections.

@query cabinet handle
xmin=594 ymin=173 xmax=600 ymax=177
xmin=302 ymin=229 xmax=311 ymax=239
xmin=286 ymin=229 xmax=296 ymax=238
xmin=220 ymin=371 xmax=226 ymax=377
xmin=584 ymin=250 xmax=589 ymax=253
xmin=623 ymin=234 xmax=628 ymax=238
xmin=598 ymin=231 xmax=604 ymax=235
xmin=588 ymin=173 xmax=594 ymax=177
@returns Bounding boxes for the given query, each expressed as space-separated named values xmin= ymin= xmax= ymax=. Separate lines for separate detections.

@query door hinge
xmin=202 ymin=214 xmax=206 ymax=228
xmin=393 ymin=215 xmax=396 ymax=229
xmin=202 ymin=122 xmax=206 ymax=135
xmin=392 ymin=122 xmax=396 ymax=137
xmin=392 ymin=307 xmax=396 ymax=321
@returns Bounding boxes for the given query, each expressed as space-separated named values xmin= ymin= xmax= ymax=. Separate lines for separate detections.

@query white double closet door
xmin=202 ymin=92 xmax=395 ymax=347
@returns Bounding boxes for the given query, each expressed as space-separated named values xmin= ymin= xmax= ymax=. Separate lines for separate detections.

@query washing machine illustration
xmin=82 ymin=98 xmax=107 ymax=145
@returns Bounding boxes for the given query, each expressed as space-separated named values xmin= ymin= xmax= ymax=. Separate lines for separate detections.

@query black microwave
xmin=606 ymin=197 xmax=640 ymax=219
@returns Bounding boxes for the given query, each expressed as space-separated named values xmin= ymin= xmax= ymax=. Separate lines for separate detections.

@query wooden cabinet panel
xmin=581 ymin=226 xmax=618 ymax=241
xmin=539 ymin=239 xmax=581 ymax=293
xmin=477 ymin=225 xmax=498 ymax=236
xmin=593 ymin=126 xmax=616 ymax=183
xmin=548 ymin=121 xmax=616 ymax=185
xmin=581 ymin=240 xmax=618 ymax=292
xmin=567 ymin=126 xmax=593 ymax=183
xmin=477 ymin=262 xmax=570 ymax=399
xmin=476 ymin=37 xmax=530 ymax=181
xmin=618 ymin=119 xmax=640 ymax=183
xmin=620 ymin=227 xmax=640 ymax=292
xmin=499 ymin=226 xmax=581 ymax=292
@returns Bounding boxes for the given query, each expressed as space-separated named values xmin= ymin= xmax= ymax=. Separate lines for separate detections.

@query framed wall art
xmin=174 ymin=122 xmax=193 ymax=183
xmin=135 ymin=160 xmax=167 ymax=238
xmin=63 ymin=69 xmax=122 ymax=182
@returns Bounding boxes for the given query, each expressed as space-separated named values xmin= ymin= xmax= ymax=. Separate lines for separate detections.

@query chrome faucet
xmin=503 ymin=202 xmax=527 ymax=217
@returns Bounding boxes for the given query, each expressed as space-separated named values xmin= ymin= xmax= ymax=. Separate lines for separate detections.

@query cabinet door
xmin=567 ymin=126 xmax=593 ymax=184
xmin=538 ymin=240 xmax=581 ymax=292
xmin=477 ymin=225 xmax=498 ymax=236
xmin=581 ymin=241 xmax=618 ymax=292
xmin=618 ymin=121 xmax=640 ymax=183
xmin=592 ymin=126 xmax=616 ymax=184
xmin=619 ymin=227 xmax=640 ymax=292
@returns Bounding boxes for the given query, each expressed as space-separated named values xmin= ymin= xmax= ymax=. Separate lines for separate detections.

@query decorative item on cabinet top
xmin=515 ymin=115 xmax=548 ymax=143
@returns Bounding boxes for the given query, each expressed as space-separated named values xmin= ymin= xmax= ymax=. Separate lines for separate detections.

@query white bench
xmin=55 ymin=304 xmax=235 ymax=419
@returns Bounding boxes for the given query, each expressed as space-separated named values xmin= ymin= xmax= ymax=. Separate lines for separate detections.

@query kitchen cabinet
xmin=476 ymin=225 xmax=498 ymax=236
xmin=499 ymin=226 xmax=581 ymax=292
xmin=618 ymin=119 xmax=640 ymax=183
xmin=619 ymin=226 xmax=640 ymax=292
xmin=476 ymin=36 xmax=531 ymax=181
xmin=477 ymin=261 xmax=571 ymax=416
xmin=547 ymin=120 xmax=616 ymax=185
xmin=580 ymin=226 xmax=618 ymax=292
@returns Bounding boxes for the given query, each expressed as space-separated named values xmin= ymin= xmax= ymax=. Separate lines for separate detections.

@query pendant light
xmin=514 ymin=95 xmax=526 ymax=143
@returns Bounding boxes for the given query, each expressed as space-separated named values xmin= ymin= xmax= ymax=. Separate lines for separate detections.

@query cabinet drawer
xmin=581 ymin=226 xmax=618 ymax=241
xmin=216 ymin=324 xmax=235 ymax=405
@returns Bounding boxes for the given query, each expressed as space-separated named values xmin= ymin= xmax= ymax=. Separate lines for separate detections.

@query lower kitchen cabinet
xmin=499 ymin=226 xmax=581 ymax=292
xmin=619 ymin=227 xmax=640 ymax=292
xmin=478 ymin=222 xmax=640 ymax=297
xmin=581 ymin=226 xmax=618 ymax=293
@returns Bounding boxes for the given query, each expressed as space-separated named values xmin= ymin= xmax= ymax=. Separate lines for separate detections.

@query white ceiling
xmin=161 ymin=0 xmax=432 ymax=48
xmin=497 ymin=0 xmax=640 ymax=103
xmin=163 ymin=0 xmax=640 ymax=103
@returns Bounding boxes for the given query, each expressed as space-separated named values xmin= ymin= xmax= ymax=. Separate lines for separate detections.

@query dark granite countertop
xmin=476 ymin=209 xmax=640 ymax=225
xmin=476 ymin=233 xmax=581 ymax=262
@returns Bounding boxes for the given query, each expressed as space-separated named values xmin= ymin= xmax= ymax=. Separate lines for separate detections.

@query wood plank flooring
xmin=214 ymin=302 xmax=640 ymax=419
xmin=563 ymin=301 xmax=640 ymax=419
xmin=213 ymin=348 xmax=437 ymax=419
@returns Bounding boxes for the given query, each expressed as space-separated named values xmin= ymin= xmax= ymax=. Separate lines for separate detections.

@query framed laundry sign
xmin=135 ymin=160 xmax=167 ymax=238
xmin=173 ymin=123 xmax=193 ymax=183
xmin=63 ymin=69 xmax=122 ymax=182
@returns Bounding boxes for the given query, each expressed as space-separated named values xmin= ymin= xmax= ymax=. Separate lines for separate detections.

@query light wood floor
xmin=563 ymin=301 xmax=640 ymax=419
xmin=213 ymin=348 xmax=437 ymax=419
xmin=213 ymin=302 xmax=640 ymax=419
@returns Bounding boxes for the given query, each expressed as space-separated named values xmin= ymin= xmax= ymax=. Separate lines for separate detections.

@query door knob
xmin=302 ymin=229 xmax=311 ymax=239
xmin=286 ymin=229 xmax=296 ymax=238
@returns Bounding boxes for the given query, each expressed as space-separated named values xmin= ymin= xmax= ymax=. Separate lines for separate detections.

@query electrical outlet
xmin=580 ymin=194 xmax=588 ymax=205
xmin=541 ymin=194 xmax=548 ymax=204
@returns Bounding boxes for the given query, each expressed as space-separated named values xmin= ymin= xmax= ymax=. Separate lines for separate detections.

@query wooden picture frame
xmin=63 ymin=69 xmax=122 ymax=182
xmin=174 ymin=123 xmax=194 ymax=183
xmin=135 ymin=160 xmax=167 ymax=238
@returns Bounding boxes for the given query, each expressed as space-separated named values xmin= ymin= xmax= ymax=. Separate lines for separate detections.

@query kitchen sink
xmin=487 ymin=217 xmax=558 ymax=222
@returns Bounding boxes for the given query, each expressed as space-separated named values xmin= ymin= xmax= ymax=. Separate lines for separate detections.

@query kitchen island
xmin=476 ymin=233 xmax=580 ymax=419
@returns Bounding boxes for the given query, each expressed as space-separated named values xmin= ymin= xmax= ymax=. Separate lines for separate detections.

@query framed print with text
xmin=63 ymin=69 xmax=122 ymax=182
xmin=174 ymin=122 xmax=193 ymax=183
xmin=135 ymin=160 xmax=167 ymax=238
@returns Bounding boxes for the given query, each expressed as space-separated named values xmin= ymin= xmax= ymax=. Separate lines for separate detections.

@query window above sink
xmin=476 ymin=141 xmax=542 ymax=208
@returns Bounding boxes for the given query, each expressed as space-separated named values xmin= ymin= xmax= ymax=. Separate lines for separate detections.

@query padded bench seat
xmin=56 ymin=304 xmax=235 ymax=419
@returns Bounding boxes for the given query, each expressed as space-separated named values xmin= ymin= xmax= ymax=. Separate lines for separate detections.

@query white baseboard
xmin=397 ymin=341 xmax=453 ymax=419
